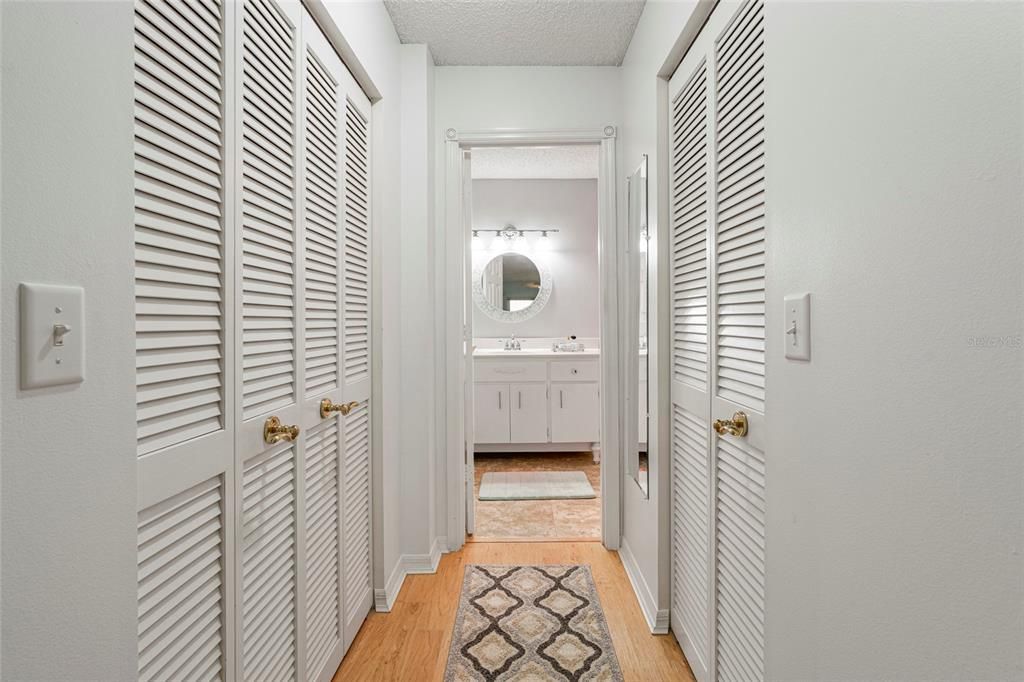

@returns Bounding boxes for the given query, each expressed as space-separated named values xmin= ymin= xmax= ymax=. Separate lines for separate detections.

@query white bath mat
xmin=478 ymin=471 xmax=596 ymax=501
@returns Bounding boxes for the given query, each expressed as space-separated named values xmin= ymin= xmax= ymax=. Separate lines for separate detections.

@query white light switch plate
xmin=784 ymin=293 xmax=811 ymax=360
xmin=20 ymin=282 xmax=85 ymax=389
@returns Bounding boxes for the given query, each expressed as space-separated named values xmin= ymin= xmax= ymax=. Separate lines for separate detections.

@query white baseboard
xmin=619 ymin=537 xmax=670 ymax=634
xmin=374 ymin=536 xmax=445 ymax=613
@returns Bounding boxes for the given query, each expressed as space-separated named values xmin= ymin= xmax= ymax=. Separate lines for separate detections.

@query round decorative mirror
xmin=472 ymin=251 xmax=552 ymax=323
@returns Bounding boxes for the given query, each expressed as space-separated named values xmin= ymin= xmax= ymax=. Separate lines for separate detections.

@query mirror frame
xmin=629 ymin=155 xmax=650 ymax=498
xmin=471 ymin=250 xmax=553 ymax=323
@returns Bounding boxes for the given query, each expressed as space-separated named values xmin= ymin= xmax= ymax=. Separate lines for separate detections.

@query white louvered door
xmin=669 ymin=1 xmax=767 ymax=680
xmin=136 ymin=0 xmax=372 ymax=677
xmin=338 ymin=54 xmax=374 ymax=655
xmin=300 ymin=10 xmax=373 ymax=678
xmin=234 ymin=0 xmax=304 ymax=679
xmin=669 ymin=42 xmax=714 ymax=682
xmin=134 ymin=0 xmax=237 ymax=679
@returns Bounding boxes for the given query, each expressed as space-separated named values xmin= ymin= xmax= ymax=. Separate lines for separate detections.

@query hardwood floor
xmin=333 ymin=541 xmax=695 ymax=681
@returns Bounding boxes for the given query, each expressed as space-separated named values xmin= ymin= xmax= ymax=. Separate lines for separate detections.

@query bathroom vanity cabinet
xmin=473 ymin=354 xmax=600 ymax=450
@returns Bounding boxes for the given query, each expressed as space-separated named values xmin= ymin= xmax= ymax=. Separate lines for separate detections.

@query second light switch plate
xmin=20 ymin=282 xmax=85 ymax=389
xmin=784 ymin=293 xmax=811 ymax=361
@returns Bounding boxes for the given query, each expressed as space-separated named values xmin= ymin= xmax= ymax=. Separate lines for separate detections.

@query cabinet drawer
xmin=549 ymin=359 xmax=600 ymax=382
xmin=475 ymin=360 xmax=547 ymax=382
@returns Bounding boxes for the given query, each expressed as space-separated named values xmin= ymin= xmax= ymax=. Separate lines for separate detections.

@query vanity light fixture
xmin=487 ymin=224 xmax=560 ymax=244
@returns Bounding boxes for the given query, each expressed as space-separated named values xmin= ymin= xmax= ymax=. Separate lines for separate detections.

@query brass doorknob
xmin=320 ymin=399 xmax=360 ymax=419
xmin=713 ymin=411 xmax=748 ymax=437
xmin=263 ymin=416 xmax=299 ymax=444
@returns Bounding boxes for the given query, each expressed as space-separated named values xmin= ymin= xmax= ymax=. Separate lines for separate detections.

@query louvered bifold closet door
xmin=133 ymin=0 xmax=236 ymax=678
xmin=299 ymin=12 xmax=350 ymax=680
xmin=235 ymin=0 xmax=304 ymax=679
xmin=668 ymin=1 xmax=768 ymax=680
xmin=339 ymin=75 xmax=374 ymax=653
xmin=668 ymin=51 xmax=713 ymax=682
xmin=711 ymin=1 xmax=767 ymax=679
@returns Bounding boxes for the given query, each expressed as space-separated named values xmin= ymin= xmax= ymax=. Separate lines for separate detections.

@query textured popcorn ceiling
xmin=383 ymin=0 xmax=646 ymax=66
xmin=470 ymin=145 xmax=599 ymax=179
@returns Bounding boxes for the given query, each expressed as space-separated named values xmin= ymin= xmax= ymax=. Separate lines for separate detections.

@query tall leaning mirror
xmin=629 ymin=156 xmax=649 ymax=497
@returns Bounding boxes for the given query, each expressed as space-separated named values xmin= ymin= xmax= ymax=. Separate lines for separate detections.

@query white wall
xmin=398 ymin=43 xmax=439 ymax=563
xmin=323 ymin=0 xmax=408 ymax=603
xmin=617 ymin=0 xmax=700 ymax=630
xmin=472 ymin=179 xmax=599 ymax=339
xmin=1 ymin=2 xmax=138 ymax=678
xmin=762 ymin=2 xmax=1024 ymax=678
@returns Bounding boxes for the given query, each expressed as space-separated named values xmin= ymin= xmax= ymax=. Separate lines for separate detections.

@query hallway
xmin=335 ymin=543 xmax=694 ymax=681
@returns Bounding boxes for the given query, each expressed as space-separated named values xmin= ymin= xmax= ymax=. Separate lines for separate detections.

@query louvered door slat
xmin=134 ymin=0 xmax=226 ymax=457
xmin=242 ymin=0 xmax=297 ymax=420
xmin=138 ymin=477 xmax=225 ymax=682
xmin=242 ymin=446 xmax=298 ymax=681
xmin=672 ymin=61 xmax=709 ymax=392
xmin=343 ymin=102 xmax=370 ymax=386
xmin=305 ymin=420 xmax=341 ymax=677
xmin=342 ymin=402 xmax=371 ymax=648
xmin=304 ymin=49 xmax=341 ymax=399
xmin=671 ymin=406 xmax=711 ymax=674
xmin=716 ymin=437 xmax=766 ymax=681
xmin=715 ymin=0 xmax=766 ymax=415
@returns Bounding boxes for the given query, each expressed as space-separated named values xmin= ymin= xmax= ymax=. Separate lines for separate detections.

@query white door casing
xmin=668 ymin=1 xmax=767 ymax=680
xmin=463 ymin=151 xmax=476 ymax=536
xmin=442 ymin=128 xmax=620 ymax=551
xmin=135 ymin=1 xmax=374 ymax=679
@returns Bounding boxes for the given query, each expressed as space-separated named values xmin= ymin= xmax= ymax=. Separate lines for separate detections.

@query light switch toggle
xmin=784 ymin=293 xmax=811 ymax=361
xmin=53 ymin=323 xmax=73 ymax=346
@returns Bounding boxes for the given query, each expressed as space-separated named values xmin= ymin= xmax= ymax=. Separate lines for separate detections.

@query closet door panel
xmin=668 ymin=2 xmax=767 ymax=680
xmin=339 ymin=65 xmax=374 ymax=651
xmin=341 ymin=401 xmax=372 ymax=652
xmin=300 ymin=13 xmax=349 ymax=679
xmin=241 ymin=445 xmax=298 ymax=681
xmin=668 ymin=48 xmax=713 ymax=682
xmin=134 ymin=0 xmax=236 ymax=677
xmin=712 ymin=1 xmax=767 ymax=679
xmin=236 ymin=0 xmax=304 ymax=679
xmin=239 ymin=0 xmax=299 ymax=425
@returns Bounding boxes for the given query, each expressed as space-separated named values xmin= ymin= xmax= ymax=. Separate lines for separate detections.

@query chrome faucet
xmin=503 ymin=334 xmax=522 ymax=351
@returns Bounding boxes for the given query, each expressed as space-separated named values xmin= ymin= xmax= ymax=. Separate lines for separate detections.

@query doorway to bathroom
xmin=469 ymin=147 xmax=603 ymax=540
xmin=440 ymin=127 xmax=623 ymax=550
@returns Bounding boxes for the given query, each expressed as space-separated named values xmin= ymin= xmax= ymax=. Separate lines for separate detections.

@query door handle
xmin=518 ymin=391 xmax=522 ymax=409
xmin=559 ymin=390 xmax=564 ymax=409
xmin=713 ymin=411 xmax=748 ymax=437
xmin=264 ymin=416 xmax=300 ymax=444
xmin=320 ymin=399 xmax=360 ymax=419
xmin=498 ymin=391 xmax=502 ymax=410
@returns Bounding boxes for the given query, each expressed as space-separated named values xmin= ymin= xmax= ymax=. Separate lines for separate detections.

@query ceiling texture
xmin=383 ymin=0 xmax=647 ymax=66
xmin=470 ymin=145 xmax=600 ymax=179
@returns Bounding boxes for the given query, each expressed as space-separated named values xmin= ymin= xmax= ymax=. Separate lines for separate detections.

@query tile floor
xmin=472 ymin=452 xmax=601 ymax=540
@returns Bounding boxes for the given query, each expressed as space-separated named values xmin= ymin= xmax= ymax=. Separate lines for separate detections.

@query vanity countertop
xmin=474 ymin=348 xmax=600 ymax=359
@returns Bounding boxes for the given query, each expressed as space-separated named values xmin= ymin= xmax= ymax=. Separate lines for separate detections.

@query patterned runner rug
xmin=444 ymin=564 xmax=624 ymax=681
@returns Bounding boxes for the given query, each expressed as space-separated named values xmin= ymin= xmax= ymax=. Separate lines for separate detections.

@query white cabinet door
xmin=550 ymin=382 xmax=599 ymax=443
xmin=474 ymin=384 xmax=510 ymax=443
xmin=510 ymin=383 xmax=548 ymax=443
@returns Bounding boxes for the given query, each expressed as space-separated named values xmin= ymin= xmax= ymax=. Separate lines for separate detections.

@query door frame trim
xmin=440 ymin=126 xmax=621 ymax=551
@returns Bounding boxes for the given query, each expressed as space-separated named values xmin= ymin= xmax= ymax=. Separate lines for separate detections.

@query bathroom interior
xmin=468 ymin=145 xmax=650 ymax=541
